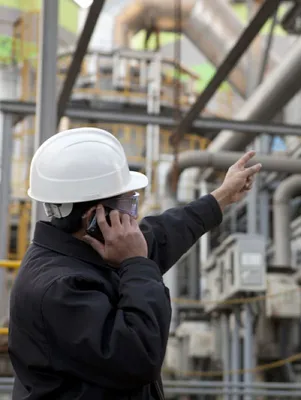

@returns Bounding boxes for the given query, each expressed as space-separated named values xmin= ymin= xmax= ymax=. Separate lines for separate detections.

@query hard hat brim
xmin=126 ymin=171 xmax=149 ymax=193
xmin=27 ymin=170 xmax=148 ymax=204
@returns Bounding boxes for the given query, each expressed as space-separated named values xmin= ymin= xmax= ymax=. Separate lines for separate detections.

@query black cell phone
xmin=86 ymin=208 xmax=111 ymax=243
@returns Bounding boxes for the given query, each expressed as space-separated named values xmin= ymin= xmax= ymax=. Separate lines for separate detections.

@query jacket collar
xmin=33 ymin=221 xmax=107 ymax=268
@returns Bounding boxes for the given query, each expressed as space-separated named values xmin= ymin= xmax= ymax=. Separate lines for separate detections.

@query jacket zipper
xmin=154 ymin=381 xmax=165 ymax=400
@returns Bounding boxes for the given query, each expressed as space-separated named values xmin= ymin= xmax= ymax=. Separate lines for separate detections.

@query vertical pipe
xmin=221 ymin=313 xmax=231 ymax=400
xmin=244 ymin=304 xmax=253 ymax=400
xmin=199 ymin=180 xmax=209 ymax=299
xmin=273 ymin=175 xmax=301 ymax=266
xmin=246 ymin=0 xmax=259 ymax=236
xmin=0 ymin=113 xmax=13 ymax=319
xmin=259 ymin=190 xmax=270 ymax=239
xmin=231 ymin=307 xmax=241 ymax=400
xmin=145 ymin=125 xmax=154 ymax=199
xmin=258 ymin=135 xmax=271 ymax=240
xmin=145 ymin=54 xmax=161 ymax=201
xmin=30 ymin=0 xmax=58 ymax=236
xmin=153 ymin=126 xmax=160 ymax=206
xmin=247 ymin=138 xmax=259 ymax=235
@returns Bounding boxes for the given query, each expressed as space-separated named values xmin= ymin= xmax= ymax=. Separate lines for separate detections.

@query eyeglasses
xmin=101 ymin=192 xmax=140 ymax=218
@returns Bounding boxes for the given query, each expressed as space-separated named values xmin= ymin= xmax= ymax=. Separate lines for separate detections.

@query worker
xmin=8 ymin=127 xmax=261 ymax=400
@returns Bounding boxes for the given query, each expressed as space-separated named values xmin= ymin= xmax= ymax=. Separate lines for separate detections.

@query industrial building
xmin=1 ymin=0 xmax=301 ymax=398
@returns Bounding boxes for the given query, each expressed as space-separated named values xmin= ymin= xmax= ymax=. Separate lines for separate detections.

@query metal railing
xmin=164 ymin=380 xmax=301 ymax=398
xmin=1 ymin=378 xmax=301 ymax=398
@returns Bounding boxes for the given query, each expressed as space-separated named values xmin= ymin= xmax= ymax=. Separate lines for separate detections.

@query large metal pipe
xmin=164 ymin=150 xmax=301 ymax=202
xmin=207 ymin=37 xmax=301 ymax=153
xmin=273 ymin=175 xmax=301 ymax=267
xmin=113 ymin=0 xmax=278 ymax=98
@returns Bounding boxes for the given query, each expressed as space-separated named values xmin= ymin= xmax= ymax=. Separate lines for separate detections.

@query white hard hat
xmin=28 ymin=127 xmax=148 ymax=204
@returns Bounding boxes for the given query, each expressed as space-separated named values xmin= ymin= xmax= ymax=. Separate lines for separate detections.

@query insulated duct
xmin=273 ymin=175 xmax=301 ymax=267
xmin=207 ymin=37 xmax=301 ymax=153
xmin=114 ymin=0 xmax=278 ymax=98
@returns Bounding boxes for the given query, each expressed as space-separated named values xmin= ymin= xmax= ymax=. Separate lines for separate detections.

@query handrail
xmin=0 ymin=260 xmax=20 ymax=269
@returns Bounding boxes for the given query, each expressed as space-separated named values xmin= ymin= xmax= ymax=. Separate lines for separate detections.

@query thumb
xmin=83 ymin=235 xmax=105 ymax=256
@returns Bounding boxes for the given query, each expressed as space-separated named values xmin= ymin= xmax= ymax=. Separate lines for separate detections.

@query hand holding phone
xmin=86 ymin=208 xmax=111 ymax=243
xmin=84 ymin=205 xmax=148 ymax=265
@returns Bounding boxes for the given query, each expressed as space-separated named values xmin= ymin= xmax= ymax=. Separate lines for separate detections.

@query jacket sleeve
xmin=140 ymin=194 xmax=223 ymax=274
xmin=41 ymin=257 xmax=171 ymax=390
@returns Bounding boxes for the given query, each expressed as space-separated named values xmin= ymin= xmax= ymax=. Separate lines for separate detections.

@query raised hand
xmin=211 ymin=151 xmax=262 ymax=210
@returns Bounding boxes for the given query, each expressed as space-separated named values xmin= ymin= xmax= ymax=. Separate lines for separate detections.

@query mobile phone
xmin=86 ymin=208 xmax=111 ymax=243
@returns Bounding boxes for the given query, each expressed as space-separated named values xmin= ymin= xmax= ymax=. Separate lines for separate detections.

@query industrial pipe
xmin=273 ymin=175 xmax=301 ymax=267
xmin=208 ymin=37 xmax=301 ymax=153
xmin=113 ymin=0 xmax=278 ymax=98
xmin=164 ymin=150 xmax=301 ymax=202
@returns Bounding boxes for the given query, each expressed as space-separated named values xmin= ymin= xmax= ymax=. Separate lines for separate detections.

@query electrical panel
xmin=188 ymin=328 xmax=214 ymax=358
xmin=176 ymin=321 xmax=214 ymax=359
xmin=202 ymin=253 xmax=220 ymax=313
xmin=203 ymin=234 xmax=267 ymax=313
xmin=265 ymin=273 xmax=301 ymax=319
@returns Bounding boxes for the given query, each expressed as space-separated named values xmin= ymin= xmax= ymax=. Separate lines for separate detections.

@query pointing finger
xmin=236 ymin=151 xmax=256 ymax=169
xmin=242 ymin=163 xmax=262 ymax=178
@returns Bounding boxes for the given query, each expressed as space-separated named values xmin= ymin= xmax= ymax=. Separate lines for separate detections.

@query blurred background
xmin=1 ymin=0 xmax=301 ymax=398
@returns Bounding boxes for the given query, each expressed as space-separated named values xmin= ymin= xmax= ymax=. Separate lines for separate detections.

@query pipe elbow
xmin=273 ymin=175 xmax=301 ymax=205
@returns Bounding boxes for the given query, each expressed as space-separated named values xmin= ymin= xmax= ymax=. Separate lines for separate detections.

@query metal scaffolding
xmin=2 ymin=100 xmax=301 ymax=138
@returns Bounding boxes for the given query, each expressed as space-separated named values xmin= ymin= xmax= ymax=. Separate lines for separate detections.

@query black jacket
xmin=8 ymin=195 xmax=222 ymax=400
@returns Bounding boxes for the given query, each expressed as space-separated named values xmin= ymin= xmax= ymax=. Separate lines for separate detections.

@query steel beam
xmin=170 ymin=0 xmax=282 ymax=146
xmin=2 ymin=100 xmax=301 ymax=138
xmin=57 ymin=0 xmax=106 ymax=124
xmin=258 ymin=4 xmax=279 ymax=85
xmin=31 ymin=0 xmax=58 ymax=231
xmin=0 ymin=113 xmax=13 ymax=320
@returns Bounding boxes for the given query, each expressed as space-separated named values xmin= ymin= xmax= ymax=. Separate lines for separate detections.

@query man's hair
xmin=50 ymin=200 xmax=99 ymax=234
